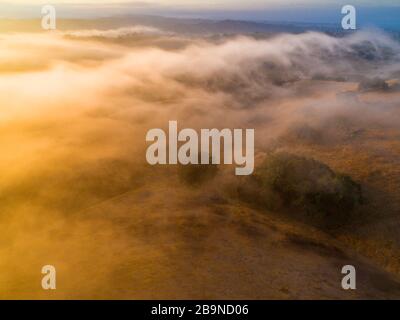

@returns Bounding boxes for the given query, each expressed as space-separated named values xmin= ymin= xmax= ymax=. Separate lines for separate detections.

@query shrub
xmin=238 ymin=152 xmax=362 ymax=227
xmin=178 ymin=154 xmax=218 ymax=186
xmin=358 ymin=77 xmax=389 ymax=92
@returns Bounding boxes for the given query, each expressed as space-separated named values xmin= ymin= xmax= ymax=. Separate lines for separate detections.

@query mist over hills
xmin=0 ymin=13 xmax=400 ymax=298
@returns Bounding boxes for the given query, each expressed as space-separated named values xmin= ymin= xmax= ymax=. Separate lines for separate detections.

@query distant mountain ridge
xmin=0 ymin=14 xmax=356 ymax=35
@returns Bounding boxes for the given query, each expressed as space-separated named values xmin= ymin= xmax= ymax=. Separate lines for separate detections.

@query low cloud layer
xmin=63 ymin=25 xmax=170 ymax=38
xmin=1 ymin=28 xmax=399 ymax=138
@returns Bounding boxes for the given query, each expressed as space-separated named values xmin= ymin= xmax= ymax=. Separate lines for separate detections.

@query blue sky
xmin=1 ymin=1 xmax=399 ymax=30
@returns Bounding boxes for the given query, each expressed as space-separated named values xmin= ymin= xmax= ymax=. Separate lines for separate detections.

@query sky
xmin=2 ymin=0 xmax=400 ymax=5
xmin=0 ymin=0 xmax=400 ymax=29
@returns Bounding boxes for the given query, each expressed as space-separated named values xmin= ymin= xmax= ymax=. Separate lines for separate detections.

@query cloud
xmin=63 ymin=25 xmax=171 ymax=38
xmin=0 ymin=28 xmax=399 ymax=141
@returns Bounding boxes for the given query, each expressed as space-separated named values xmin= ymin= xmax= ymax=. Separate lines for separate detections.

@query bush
xmin=178 ymin=154 xmax=218 ymax=187
xmin=238 ymin=152 xmax=363 ymax=227
xmin=358 ymin=77 xmax=389 ymax=92
xmin=281 ymin=124 xmax=325 ymax=145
